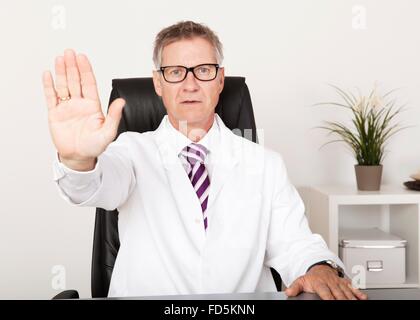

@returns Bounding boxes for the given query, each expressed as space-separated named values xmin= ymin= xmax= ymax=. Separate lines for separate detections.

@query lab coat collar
xmin=164 ymin=114 xmax=220 ymax=168
xmin=154 ymin=114 xmax=238 ymax=168
xmin=154 ymin=113 xmax=240 ymax=218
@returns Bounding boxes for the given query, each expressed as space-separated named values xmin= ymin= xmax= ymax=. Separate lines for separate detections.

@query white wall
xmin=0 ymin=0 xmax=419 ymax=299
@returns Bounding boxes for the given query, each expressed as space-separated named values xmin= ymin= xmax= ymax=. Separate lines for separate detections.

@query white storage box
xmin=339 ymin=228 xmax=407 ymax=286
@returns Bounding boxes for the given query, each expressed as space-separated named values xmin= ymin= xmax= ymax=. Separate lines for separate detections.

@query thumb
xmin=103 ymin=98 xmax=126 ymax=135
xmin=285 ymin=279 xmax=304 ymax=297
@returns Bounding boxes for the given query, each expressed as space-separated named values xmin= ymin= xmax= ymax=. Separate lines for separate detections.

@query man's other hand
xmin=285 ymin=265 xmax=368 ymax=300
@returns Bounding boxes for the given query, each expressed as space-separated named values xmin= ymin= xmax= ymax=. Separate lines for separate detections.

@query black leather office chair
xmin=53 ymin=76 xmax=282 ymax=299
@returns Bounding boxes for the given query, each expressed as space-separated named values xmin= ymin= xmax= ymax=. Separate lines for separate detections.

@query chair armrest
xmin=52 ymin=290 xmax=80 ymax=299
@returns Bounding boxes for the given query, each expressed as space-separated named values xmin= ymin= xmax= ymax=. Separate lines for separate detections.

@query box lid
xmin=339 ymin=228 xmax=407 ymax=248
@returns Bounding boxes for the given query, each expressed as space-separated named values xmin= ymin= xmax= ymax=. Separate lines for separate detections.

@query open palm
xmin=42 ymin=49 xmax=125 ymax=167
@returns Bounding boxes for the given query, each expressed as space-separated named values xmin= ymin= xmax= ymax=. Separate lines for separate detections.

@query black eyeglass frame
xmin=158 ymin=63 xmax=220 ymax=83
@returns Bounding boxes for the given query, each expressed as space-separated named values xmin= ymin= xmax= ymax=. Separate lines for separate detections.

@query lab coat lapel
xmin=154 ymin=120 xmax=206 ymax=246
xmin=207 ymin=118 xmax=240 ymax=211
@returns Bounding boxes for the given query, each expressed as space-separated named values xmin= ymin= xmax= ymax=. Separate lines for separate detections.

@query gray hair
xmin=153 ymin=21 xmax=224 ymax=69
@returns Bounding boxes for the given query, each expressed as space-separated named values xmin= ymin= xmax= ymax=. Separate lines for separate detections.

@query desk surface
xmin=105 ymin=288 xmax=420 ymax=300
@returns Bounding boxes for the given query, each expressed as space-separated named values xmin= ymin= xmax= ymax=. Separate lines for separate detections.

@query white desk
xmin=100 ymin=288 xmax=420 ymax=300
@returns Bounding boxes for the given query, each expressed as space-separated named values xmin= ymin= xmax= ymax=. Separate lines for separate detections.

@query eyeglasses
xmin=158 ymin=63 xmax=220 ymax=83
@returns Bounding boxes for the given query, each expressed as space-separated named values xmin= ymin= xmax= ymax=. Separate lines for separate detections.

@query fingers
xmin=76 ymin=53 xmax=100 ymax=101
xmin=320 ymin=279 xmax=368 ymax=300
xmin=347 ymin=282 xmax=368 ymax=300
xmin=102 ymin=98 xmax=126 ymax=140
xmin=313 ymin=283 xmax=334 ymax=300
xmin=53 ymin=49 xmax=98 ymax=102
xmin=339 ymin=282 xmax=358 ymax=300
xmin=64 ymin=49 xmax=81 ymax=98
xmin=329 ymin=284 xmax=350 ymax=300
xmin=42 ymin=71 xmax=58 ymax=110
xmin=285 ymin=278 xmax=304 ymax=297
xmin=54 ymin=56 xmax=70 ymax=99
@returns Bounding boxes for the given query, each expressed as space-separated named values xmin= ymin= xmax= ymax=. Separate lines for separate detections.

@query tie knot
xmin=180 ymin=143 xmax=208 ymax=165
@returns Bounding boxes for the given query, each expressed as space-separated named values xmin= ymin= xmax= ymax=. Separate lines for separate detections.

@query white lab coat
xmin=52 ymin=114 xmax=344 ymax=297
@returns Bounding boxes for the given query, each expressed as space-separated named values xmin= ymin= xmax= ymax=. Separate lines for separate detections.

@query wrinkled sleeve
xmin=264 ymin=154 xmax=345 ymax=287
xmin=52 ymin=132 xmax=137 ymax=211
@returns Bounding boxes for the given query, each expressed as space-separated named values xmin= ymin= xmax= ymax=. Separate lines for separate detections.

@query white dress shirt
xmin=168 ymin=114 xmax=219 ymax=178
xmin=52 ymin=114 xmax=345 ymax=297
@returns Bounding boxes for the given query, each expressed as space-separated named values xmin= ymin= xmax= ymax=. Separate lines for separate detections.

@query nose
xmin=182 ymin=70 xmax=200 ymax=92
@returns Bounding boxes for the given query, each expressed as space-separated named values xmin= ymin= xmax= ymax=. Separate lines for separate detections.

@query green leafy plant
xmin=315 ymin=85 xmax=411 ymax=166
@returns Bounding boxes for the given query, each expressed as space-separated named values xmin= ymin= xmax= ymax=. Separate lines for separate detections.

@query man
xmin=42 ymin=21 xmax=367 ymax=300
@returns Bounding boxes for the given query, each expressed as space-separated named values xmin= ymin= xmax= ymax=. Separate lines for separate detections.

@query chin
xmin=176 ymin=108 xmax=213 ymax=125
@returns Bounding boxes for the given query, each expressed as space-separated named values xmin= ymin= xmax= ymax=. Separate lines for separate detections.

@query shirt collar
xmin=164 ymin=114 xmax=220 ymax=157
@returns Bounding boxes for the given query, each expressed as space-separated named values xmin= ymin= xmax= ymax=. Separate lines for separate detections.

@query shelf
xmin=367 ymin=283 xmax=419 ymax=289
xmin=298 ymin=185 xmax=420 ymax=290
xmin=365 ymin=273 xmax=419 ymax=289
xmin=309 ymin=185 xmax=420 ymax=205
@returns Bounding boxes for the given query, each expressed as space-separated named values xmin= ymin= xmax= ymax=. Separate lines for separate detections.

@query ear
xmin=218 ymin=67 xmax=225 ymax=94
xmin=152 ymin=70 xmax=162 ymax=97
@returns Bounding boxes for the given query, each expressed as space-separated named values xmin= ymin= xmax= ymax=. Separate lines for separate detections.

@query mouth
xmin=180 ymin=100 xmax=202 ymax=105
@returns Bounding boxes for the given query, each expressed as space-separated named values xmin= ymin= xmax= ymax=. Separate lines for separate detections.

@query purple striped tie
xmin=180 ymin=143 xmax=210 ymax=230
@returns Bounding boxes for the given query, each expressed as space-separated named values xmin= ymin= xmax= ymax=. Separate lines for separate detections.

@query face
xmin=152 ymin=37 xmax=225 ymax=130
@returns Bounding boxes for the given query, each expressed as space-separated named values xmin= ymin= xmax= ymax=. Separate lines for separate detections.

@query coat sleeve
xmin=52 ymin=132 xmax=137 ymax=211
xmin=264 ymin=153 xmax=346 ymax=287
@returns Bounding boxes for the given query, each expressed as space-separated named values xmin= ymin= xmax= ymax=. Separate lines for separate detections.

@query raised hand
xmin=43 ymin=49 xmax=125 ymax=171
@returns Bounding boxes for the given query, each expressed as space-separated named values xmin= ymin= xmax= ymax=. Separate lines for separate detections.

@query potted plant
xmin=315 ymin=84 xmax=410 ymax=191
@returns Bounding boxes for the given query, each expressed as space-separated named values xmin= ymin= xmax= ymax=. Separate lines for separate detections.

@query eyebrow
xmin=161 ymin=61 xmax=218 ymax=67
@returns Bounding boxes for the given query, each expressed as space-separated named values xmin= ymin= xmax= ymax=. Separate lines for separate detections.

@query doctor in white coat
xmin=42 ymin=21 xmax=367 ymax=300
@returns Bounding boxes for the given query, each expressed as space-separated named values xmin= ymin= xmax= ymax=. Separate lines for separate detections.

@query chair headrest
xmin=107 ymin=76 xmax=258 ymax=142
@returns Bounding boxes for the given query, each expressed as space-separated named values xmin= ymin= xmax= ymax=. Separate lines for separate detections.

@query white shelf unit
xmin=298 ymin=185 xmax=420 ymax=289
